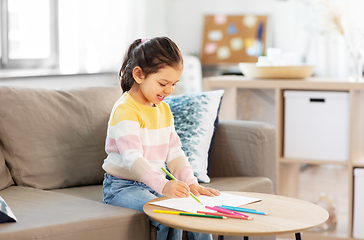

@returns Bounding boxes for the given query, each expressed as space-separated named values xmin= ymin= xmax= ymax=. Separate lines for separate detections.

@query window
xmin=0 ymin=0 xmax=58 ymax=69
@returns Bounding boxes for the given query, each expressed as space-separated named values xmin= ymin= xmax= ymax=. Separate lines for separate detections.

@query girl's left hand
xmin=189 ymin=183 xmax=220 ymax=197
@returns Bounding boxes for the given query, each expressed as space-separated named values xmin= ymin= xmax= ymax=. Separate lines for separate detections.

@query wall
xmin=164 ymin=0 xmax=357 ymax=79
xmin=1 ymin=0 xmax=360 ymax=88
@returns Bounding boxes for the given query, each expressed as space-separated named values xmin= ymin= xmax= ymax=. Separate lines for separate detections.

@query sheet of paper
xmin=149 ymin=192 xmax=261 ymax=213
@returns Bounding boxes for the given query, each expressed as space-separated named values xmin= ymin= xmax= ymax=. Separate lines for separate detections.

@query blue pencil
xmin=220 ymin=205 xmax=270 ymax=215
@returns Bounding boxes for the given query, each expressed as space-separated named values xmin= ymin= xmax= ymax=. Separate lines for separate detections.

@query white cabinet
xmin=353 ymin=168 xmax=364 ymax=239
xmin=284 ymin=90 xmax=350 ymax=161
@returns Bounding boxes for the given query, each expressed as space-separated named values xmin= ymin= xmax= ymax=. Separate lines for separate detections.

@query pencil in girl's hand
xmin=161 ymin=167 xmax=203 ymax=205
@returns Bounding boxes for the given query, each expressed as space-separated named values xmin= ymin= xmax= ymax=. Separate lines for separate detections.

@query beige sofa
xmin=0 ymin=86 xmax=276 ymax=240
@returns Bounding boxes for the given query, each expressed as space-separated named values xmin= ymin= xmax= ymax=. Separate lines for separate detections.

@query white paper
xmin=149 ymin=192 xmax=261 ymax=213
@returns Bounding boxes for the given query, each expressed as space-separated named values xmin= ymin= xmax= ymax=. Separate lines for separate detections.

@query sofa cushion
xmin=0 ymin=86 xmax=121 ymax=189
xmin=0 ymin=186 xmax=150 ymax=240
xmin=0 ymin=148 xmax=13 ymax=191
xmin=51 ymin=185 xmax=104 ymax=203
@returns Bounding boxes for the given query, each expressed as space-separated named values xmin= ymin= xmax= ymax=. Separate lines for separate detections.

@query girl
xmin=102 ymin=37 xmax=220 ymax=240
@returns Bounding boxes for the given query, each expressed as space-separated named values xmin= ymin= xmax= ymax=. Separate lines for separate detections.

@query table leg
xmin=167 ymin=227 xmax=174 ymax=240
xmin=295 ymin=232 xmax=301 ymax=240
xmin=244 ymin=237 xmax=249 ymax=240
xmin=218 ymin=235 xmax=224 ymax=240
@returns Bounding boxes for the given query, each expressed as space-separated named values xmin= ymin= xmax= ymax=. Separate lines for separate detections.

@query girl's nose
xmin=164 ymin=86 xmax=173 ymax=94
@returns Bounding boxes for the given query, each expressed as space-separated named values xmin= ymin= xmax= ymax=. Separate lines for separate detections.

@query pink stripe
xmin=169 ymin=132 xmax=181 ymax=148
xmin=105 ymin=137 xmax=118 ymax=153
xmin=106 ymin=135 xmax=170 ymax=161
xmin=105 ymin=135 xmax=143 ymax=154
xmin=175 ymin=167 xmax=198 ymax=186
xmin=142 ymin=169 xmax=168 ymax=194
xmin=143 ymin=144 xmax=169 ymax=160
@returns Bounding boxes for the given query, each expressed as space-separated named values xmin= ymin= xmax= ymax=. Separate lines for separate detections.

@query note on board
xmin=204 ymin=42 xmax=218 ymax=55
xmin=214 ymin=14 xmax=227 ymax=25
xmin=230 ymin=37 xmax=243 ymax=51
xmin=243 ymin=15 xmax=258 ymax=28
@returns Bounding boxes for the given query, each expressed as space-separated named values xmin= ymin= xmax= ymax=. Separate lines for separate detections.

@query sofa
xmin=0 ymin=86 xmax=276 ymax=240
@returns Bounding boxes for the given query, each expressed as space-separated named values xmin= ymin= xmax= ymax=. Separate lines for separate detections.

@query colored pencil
xmin=197 ymin=211 xmax=253 ymax=220
xmin=161 ymin=167 xmax=203 ymax=205
xmin=153 ymin=210 xmax=226 ymax=219
xmin=220 ymin=205 xmax=270 ymax=216
xmin=205 ymin=206 xmax=250 ymax=218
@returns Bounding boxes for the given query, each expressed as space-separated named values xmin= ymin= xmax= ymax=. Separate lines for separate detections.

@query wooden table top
xmin=143 ymin=191 xmax=329 ymax=237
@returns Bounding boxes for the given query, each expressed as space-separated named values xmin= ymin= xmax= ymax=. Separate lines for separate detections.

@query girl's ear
xmin=132 ymin=66 xmax=145 ymax=84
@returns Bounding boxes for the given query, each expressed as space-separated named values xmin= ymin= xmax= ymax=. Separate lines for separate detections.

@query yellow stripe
xmin=110 ymin=94 xmax=173 ymax=130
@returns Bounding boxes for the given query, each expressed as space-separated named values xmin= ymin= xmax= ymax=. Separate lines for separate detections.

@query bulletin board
xmin=200 ymin=14 xmax=268 ymax=65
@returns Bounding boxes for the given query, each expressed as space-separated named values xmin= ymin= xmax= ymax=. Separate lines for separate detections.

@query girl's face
xmin=131 ymin=65 xmax=183 ymax=107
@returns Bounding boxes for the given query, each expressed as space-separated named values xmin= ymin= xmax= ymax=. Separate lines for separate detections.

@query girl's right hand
xmin=162 ymin=180 xmax=190 ymax=198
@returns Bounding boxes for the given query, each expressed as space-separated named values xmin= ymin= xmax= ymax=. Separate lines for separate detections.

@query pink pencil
xmin=197 ymin=211 xmax=253 ymax=220
xmin=205 ymin=206 xmax=250 ymax=218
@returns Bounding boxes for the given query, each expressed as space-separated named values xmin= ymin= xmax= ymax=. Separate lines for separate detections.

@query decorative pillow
xmin=0 ymin=86 xmax=121 ymax=190
xmin=164 ymin=90 xmax=224 ymax=183
xmin=0 ymin=196 xmax=17 ymax=223
xmin=0 ymin=148 xmax=14 ymax=190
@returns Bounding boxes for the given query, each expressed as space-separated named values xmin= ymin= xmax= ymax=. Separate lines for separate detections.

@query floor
xmin=277 ymin=164 xmax=349 ymax=240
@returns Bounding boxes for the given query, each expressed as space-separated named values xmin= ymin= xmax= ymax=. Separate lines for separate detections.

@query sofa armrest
xmin=208 ymin=120 xmax=277 ymax=193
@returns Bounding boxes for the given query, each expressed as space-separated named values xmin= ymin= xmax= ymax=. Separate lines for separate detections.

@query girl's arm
xmin=106 ymin=105 xmax=169 ymax=194
xmin=165 ymin=117 xmax=220 ymax=197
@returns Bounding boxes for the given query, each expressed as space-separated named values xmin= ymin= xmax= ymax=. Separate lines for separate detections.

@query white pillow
xmin=165 ymin=90 xmax=224 ymax=183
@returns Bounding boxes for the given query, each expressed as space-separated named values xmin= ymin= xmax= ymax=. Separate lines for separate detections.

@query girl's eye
xmin=159 ymin=83 xmax=166 ymax=86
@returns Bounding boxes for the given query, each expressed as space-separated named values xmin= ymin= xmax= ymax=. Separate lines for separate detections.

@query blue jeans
xmin=103 ymin=174 xmax=212 ymax=240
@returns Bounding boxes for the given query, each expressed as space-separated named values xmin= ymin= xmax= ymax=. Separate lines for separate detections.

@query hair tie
xmin=141 ymin=38 xmax=148 ymax=43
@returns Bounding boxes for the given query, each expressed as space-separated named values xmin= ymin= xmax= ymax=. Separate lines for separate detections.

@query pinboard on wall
xmin=200 ymin=14 xmax=268 ymax=66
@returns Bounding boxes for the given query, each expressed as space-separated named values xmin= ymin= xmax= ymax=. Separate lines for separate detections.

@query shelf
xmin=279 ymin=158 xmax=350 ymax=166
xmin=353 ymin=157 xmax=364 ymax=167
xmin=204 ymin=76 xmax=364 ymax=91
xmin=203 ymin=76 xmax=364 ymax=240
xmin=278 ymin=231 xmax=349 ymax=240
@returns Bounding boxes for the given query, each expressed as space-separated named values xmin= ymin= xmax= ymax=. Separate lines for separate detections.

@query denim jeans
xmin=103 ymin=173 xmax=212 ymax=240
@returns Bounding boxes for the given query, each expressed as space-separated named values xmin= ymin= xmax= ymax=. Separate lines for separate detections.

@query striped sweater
xmin=102 ymin=92 xmax=198 ymax=194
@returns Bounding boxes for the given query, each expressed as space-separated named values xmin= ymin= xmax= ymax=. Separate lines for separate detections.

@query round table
xmin=143 ymin=191 xmax=329 ymax=240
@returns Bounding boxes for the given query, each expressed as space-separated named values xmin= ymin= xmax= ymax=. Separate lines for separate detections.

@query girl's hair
xmin=119 ymin=36 xmax=183 ymax=92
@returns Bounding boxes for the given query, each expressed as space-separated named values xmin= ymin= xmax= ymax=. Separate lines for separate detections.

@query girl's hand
xmin=162 ymin=180 xmax=190 ymax=198
xmin=189 ymin=183 xmax=220 ymax=197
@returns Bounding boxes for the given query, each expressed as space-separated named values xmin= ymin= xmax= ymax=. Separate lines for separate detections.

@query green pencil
xmin=161 ymin=167 xmax=204 ymax=205
xmin=154 ymin=210 xmax=226 ymax=219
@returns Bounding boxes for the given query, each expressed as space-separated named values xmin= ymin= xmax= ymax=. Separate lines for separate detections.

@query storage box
xmin=353 ymin=168 xmax=364 ymax=238
xmin=284 ymin=90 xmax=350 ymax=161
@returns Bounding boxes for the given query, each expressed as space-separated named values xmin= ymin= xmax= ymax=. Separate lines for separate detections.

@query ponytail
xmin=119 ymin=37 xmax=183 ymax=93
xmin=119 ymin=39 xmax=142 ymax=92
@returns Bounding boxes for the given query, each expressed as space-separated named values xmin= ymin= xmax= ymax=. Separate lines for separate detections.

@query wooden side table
xmin=143 ymin=191 xmax=329 ymax=240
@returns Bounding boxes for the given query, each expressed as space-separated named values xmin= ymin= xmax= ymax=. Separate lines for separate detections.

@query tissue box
xmin=284 ymin=90 xmax=350 ymax=161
